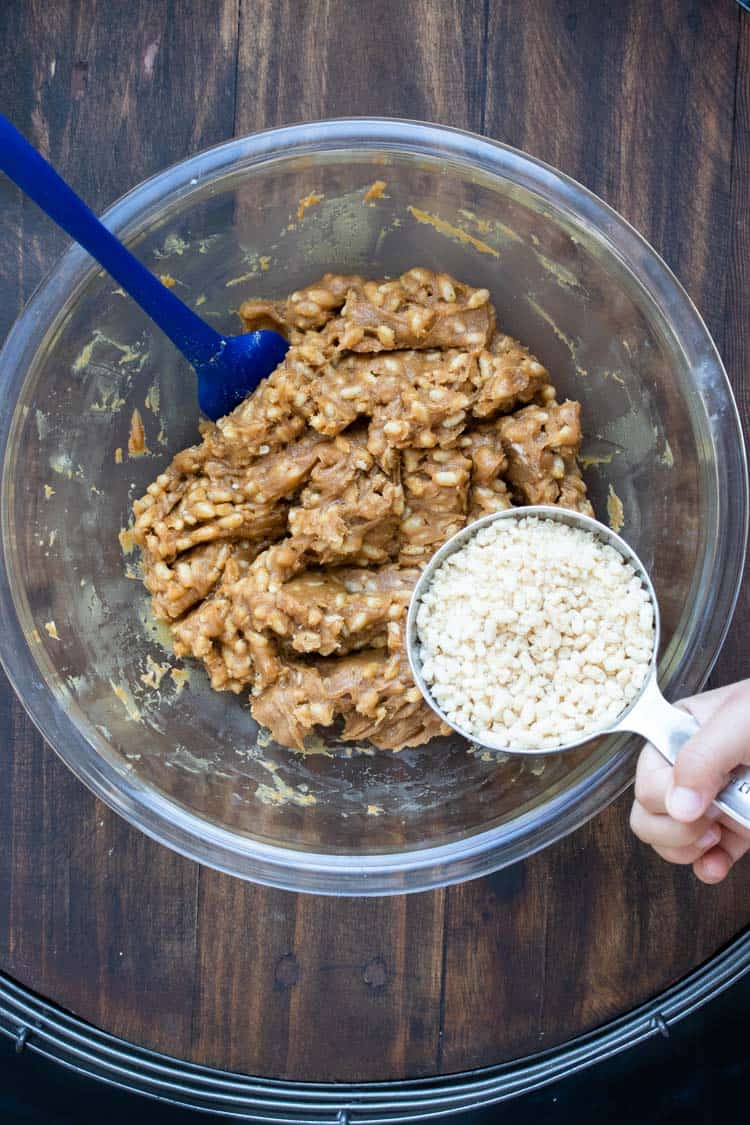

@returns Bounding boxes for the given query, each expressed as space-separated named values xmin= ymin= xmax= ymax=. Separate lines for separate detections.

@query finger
xmin=693 ymin=827 xmax=750 ymax=884
xmin=629 ymin=803 xmax=720 ymax=850
xmin=653 ymin=841 xmax=718 ymax=866
xmin=643 ymin=682 xmax=750 ymax=819
xmin=667 ymin=681 xmax=750 ymax=821
xmin=634 ymin=744 xmax=674 ymax=814
xmin=714 ymin=811 xmax=750 ymax=841
xmin=693 ymin=845 xmax=733 ymax=884
xmin=679 ymin=680 xmax=750 ymax=725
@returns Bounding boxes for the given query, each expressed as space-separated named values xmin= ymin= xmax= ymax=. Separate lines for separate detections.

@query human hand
xmin=630 ymin=680 xmax=750 ymax=883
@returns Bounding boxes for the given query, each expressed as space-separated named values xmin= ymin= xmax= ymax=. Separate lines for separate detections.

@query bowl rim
xmin=0 ymin=116 xmax=747 ymax=895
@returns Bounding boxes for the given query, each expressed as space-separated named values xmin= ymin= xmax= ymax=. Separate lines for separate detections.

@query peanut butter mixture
xmin=132 ymin=268 xmax=592 ymax=751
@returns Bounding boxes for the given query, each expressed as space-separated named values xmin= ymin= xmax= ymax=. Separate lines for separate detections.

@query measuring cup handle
xmin=624 ymin=680 xmax=750 ymax=832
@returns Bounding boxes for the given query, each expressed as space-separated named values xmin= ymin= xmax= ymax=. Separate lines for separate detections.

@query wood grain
xmin=0 ymin=0 xmax=237 ymax=1060
xmin=191 ymin=877 xmax=445 ymax=1080
xmin=235 ymin=0 xmax=485 ymax=133
xmin=713 ymin=7 xmax=750 ymax=687
xmin=0 ymin=0 xmax=240 ymax=309
xmin=440 ymin=798 xmax=750 ymax=1071
xmin=0 ymin=0 xmax=749 ymax=1085
xmin=483 ymin=0 xmax=739 ymax=343
xmin=440 ymin=0 xmax=750 ymax=1072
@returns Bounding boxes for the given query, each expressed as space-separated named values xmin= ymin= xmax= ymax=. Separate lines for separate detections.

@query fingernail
xmin=667 ymin=786 xmax=705 ymax=820
xmin=696 ymin=828 xmax=721 ymax=850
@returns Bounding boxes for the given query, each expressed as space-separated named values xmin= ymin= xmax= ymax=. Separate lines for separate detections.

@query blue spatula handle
xmin=0 ymin=114 xmax=225 ymax=368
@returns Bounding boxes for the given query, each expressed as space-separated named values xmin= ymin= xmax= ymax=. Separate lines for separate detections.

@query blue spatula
xmin=0 ymin=115 xmax=289 ymax=420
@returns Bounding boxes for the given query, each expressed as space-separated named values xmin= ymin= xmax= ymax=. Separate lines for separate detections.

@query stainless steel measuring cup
xmin=406 ymin=506 xmax=750 ymax=831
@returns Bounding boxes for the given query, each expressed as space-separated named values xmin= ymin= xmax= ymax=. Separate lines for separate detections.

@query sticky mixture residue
xmin=159 ymin=274 xmax=177 ymax=289
xmin=225 ymin=255 xmax=271 ymax=288
xmin=128 ymin=408 xmax=149 ymax=457
xmin=458 ymin=209 xmax=493 ymax=235
xmin=366 ymin=804 xmax=384 ymax=816
xmin=527 ymin=299 xmax=587 ymax=377
xmin=90 ymin=388 xmax=127 ymax=414
xmin=72 ymin=337 xmax=96 ymax=373
xmin=140 ymin=654 xmax=172 ymax=689
xmin=49 ymin=452 xmax=85 ymax=480
xmin=255 ymin=727 xmax=272 ymax=750
xmin=407 ymin=207 xmax=500 ymax=258
xmin=607 ymin=483 xmax=625 ymax=532
xmin=115 ymin=340 xmax=149 ymax=369
xmin=170 ymin=667 xmax=190 ymax=693
xmin=659 ymin=441 xmax=674 ymax=468
xmin=363 ymin=180 xmax=387 ymax=203
xmin=295 ymin=733 xmax=334 ymax=758
xmin=226 ymin=271 xmax=258 ymax=289
xmin=468 ymin=743 xmax=511 ymax=763
xmin=153 ymin=233 xmax=189 ymax=259
xmin=109 ymin=680 xmax=143 ymax=722
xmin=255 ymin=771 xmax=317 ymax=807
xmin=130 ymin=268 xmax=593 ymax=754
xmin=342 ymin=744 xmax=377 ymax=759
xmin=115 ymin=446 xmax=124 ymax=464
xmin=144 ymin=381 xmax=161 ymax=415
xmin=579 ymin=452 xmax=614 ymax=469
xmin=532 ymin=252 xmax=581 ymax=293
xmin=44 ymin=484 xmax=55 ymax=498
xmin=119 ymin=527 xmax=136 ymax=554
xmin=296 ymin=192 xmax=324 ymax=221
xmin=72 ymin=329 xmax=150 ymax=374
xmin=44 ymin=620 xmax=60 ymax=640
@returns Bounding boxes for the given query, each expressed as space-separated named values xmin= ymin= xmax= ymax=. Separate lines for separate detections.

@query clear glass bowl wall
xmin=0 ymin=121 xmax=746 ymax=894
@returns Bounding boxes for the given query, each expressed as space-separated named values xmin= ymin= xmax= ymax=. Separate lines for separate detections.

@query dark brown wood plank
xmin=288 ymin=891 xmax=445 ymax=1081
xmin=0 ymin=0 xmax=239 ymax=1058
xmin=191 ymin=878 xmax=445 ymax=1080
xmin=0 ymin=179 xmax=23 ymax=342
xmin=235 ymin=0 xmax=485 ymax=132
xmin=0 ymin=7 xmax=30 ymax=340
xmin=482 ymin=0 xmax=738 ymax=345
xmin=440 ymin=0 xmax=748 ymax=1072
xmin=189 ymin=877 xmax=299 ymax=1075
xmin=1 ymin=0 xmax=241 ymax=303
xmin=713 ymin=5 xmax=750 ymax=686
xmin=441 ymin=796 xmax=750 ymax=1071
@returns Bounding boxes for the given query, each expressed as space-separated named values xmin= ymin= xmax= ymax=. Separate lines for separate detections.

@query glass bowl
xmin=0 ymin=119 xmax=746 ymax=895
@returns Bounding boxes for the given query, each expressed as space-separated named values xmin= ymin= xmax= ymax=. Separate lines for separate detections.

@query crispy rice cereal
xmin=416 ymin=517 xmax=654 ymax=748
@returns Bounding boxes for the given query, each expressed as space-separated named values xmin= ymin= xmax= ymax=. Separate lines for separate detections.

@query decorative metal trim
xmin=1 ymin=930 xmax=749 ymax=1122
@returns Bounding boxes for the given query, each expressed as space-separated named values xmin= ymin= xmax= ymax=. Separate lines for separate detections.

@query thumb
xmin=667 ymin=681 xmax=750 ymax=822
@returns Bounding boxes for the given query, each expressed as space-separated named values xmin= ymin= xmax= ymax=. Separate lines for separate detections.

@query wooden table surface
xmin=0 ymin=0 xmax=749 ymax=1085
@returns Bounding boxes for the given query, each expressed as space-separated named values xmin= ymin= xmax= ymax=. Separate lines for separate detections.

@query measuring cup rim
xmin=405 ymin=505 xmax=661 ymax=756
